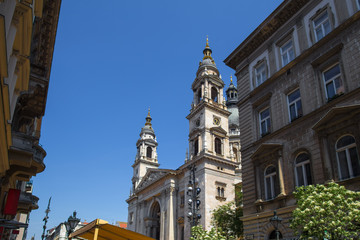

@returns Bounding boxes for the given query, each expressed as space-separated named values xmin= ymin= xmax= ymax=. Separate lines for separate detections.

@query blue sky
xmin=26 ymin=0 xmax=283 ymax=238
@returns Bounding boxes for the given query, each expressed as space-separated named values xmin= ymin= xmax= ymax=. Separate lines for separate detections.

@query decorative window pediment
xmin=312 ymin=104 xmax=360 ymax=133
xmin=251 ymin=143 xmax=283 ymax=164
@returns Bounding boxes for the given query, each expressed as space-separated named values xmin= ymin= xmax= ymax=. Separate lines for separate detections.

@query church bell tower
xmin=131 ymin=109 xmax=159 ymax=192
xmin=186 ymin=38 xmax=232 ymax=161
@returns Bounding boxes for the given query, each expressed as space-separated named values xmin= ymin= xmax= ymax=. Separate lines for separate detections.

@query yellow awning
xmin=69 ymin=219 xmax=155 ymax=240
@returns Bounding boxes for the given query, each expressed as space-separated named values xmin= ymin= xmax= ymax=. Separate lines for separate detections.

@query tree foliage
xmin=290 ymin=181 xmax=360 ymax=239
xmin=190 ymin=225 xmax=227 ymax=240
xmin=211 ymin=202 xmax=243 ymax=239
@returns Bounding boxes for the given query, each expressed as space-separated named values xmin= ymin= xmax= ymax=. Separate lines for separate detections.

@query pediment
xmin=251 ymin=143 xmax=283 ymax=161
xmin=313 ymin=104 xmax=360 ymax=132
xmin=136 ymin=169 xmax=174 ymax=191
xmin=210 ymin=126 xmax=227 ymax=136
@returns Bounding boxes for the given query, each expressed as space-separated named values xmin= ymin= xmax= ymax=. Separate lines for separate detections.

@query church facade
xmin=126 ymin=40 xmax=241 ymax=240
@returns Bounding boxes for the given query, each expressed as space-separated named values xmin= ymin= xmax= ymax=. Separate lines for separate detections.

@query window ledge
xmin=327 ymin=92 xmax=344 ymax=103
xmin=215 ymin=196 xmax=226 ymax=201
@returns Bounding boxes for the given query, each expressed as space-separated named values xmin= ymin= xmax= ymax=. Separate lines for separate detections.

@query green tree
xmin=290 ymin=181 xmax=360 ymax=239
xmin=190 ymin=225 xmax=227 ymax=240
xmin=211 ymin=183 xmax=243 ymax=239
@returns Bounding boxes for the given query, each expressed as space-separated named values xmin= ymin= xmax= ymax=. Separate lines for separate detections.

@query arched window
xmin=194 ymin=138 xmax=199 ymax=156
xmin=215 ymin=137 xmax=222 ymax=154
xmin=233 ymin=148 xmax=238 ymax=162
xmin=264 ymin=166 xmax=276 ymax=200
xmin=146 ymin=147 xmax=152 ymax=158
xmin=221 ymin=187 xmax=224 ymax=197
xmin=211 ymin=87 xmax=218 ymax=102
xmin=295 ymin=153 xmax=312 ymax=187
xmin=197 ymin=88 xmax=202 ymax=103
xmin=336 ymin=135 xmax=360 ymax=180
xmin=269 ymin=230 xmax=283 ymax=240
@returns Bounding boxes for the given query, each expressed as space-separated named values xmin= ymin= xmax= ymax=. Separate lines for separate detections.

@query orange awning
xmin=69 ymin=219 xmax=154 ymax=240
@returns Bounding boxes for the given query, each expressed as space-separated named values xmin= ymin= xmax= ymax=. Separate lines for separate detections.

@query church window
xmin=211 ymin=87 xmax=218 ymax=102
xmin=233 ymin=148 xmax=238 ymax=162
xmin=194 ymin=138 xmax=199 ymax=155
xmin=146 ymin=147 xmax=152 ymax=158
xmin=217 ymin=187 xmax=225 ymax=197
xmin=215 ymin=137 xmax=222 ymax=154
xmin=180 ymin=194 xmax=185 ymax=207
xmin=197 ymin=88 xmax=202 ymax=103
xmin=129 ymin=212 xmax=134 ymax=224
xmin=336 ymin=135 xmax=360 ymax=180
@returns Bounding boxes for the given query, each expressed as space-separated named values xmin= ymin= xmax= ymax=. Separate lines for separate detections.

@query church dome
xmin=140 ymin=124 xmax=155 ymax=136
xmin=228 ymin=106 xmax=239 ymax=127
xmin=140 ymin=109 xmax=155 ymax=137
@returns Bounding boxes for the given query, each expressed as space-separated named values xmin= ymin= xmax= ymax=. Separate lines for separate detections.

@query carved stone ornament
xmin=136 ymin=170 xmax=169 ymax=191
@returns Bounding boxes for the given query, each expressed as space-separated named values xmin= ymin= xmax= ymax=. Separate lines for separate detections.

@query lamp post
xmin=187 ymin=164 xmax=201 ymax=229
xmin=270 ymin=210 xmax=282 ymax=240
xmin=64 ymin=211 xmax=80 ymax=239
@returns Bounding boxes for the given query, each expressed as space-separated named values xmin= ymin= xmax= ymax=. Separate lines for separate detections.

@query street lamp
xmin=187 ymin=164 xmax=201 ymax=229
xmin=64 ymin=211 xmax=80 ymax=239
xmin=270 ymin=210 xmax=282 ymax=240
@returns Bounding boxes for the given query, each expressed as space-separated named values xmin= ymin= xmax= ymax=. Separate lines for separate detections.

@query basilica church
xmin=126 ymin=39 xmax=241 ymax=240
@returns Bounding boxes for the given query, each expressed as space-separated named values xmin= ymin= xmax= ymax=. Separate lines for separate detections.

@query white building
xmin=126 ymin=39 xmax=241 ymax=240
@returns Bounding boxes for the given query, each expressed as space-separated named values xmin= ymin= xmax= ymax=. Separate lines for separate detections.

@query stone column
xmin=255 ymin=165 xmax=262 ymax=199
xmin=167 ymin=186 xmax=176 ymax=240
xmin=277 ymin=151 xmax=285 ymax=196
xmin=321 ymin=136 xmax=334 ymax=181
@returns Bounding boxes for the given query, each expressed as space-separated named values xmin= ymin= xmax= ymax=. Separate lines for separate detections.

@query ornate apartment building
xmin=0 ymin=0 xmax=61 ymax=239
xmin=224 ymin=0 xmax=360 ymax=238
xmin=127 ymin=40 xmax=241 ymax=240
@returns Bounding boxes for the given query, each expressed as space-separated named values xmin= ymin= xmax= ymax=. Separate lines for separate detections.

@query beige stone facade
xmin=225 ymin=0 xmax=360 ymax=239
xmin=127 ymin=41 xmax=241 ymax=240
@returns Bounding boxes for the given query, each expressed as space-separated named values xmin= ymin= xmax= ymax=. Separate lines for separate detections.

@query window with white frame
xmin=336 ymin=135 xmax=360 ymax=180
xmin=313 ymin=10 xmax=331 ymax=42
xmin=280 ymin=39 xmax=295 ymax=67
xmin=287 ymin=89 xmax=303 ymax=122
xmin=295 ymin=153 xmax=312 ymax=187
xmin=259 ymin=108 xmax=271 ymax=136
xmin=323 ymin=64 xmax=344 ymax=100
xmin=264 ymin=165 xmax=276 ymax=200
xmin=255 ymin=62 xmax=267 ymax=86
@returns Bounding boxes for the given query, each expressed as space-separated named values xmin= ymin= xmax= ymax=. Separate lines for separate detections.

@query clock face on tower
xmin=213 ymin=117 xmax=220 ymax=125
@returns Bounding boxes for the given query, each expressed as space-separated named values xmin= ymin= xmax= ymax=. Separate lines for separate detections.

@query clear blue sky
xmin=27 ymin=0 xmax=283 ymax=238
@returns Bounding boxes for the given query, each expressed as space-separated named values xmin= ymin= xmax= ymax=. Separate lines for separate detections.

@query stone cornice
xmin=186 ymin=101 xmax=230 ymax=120
xmin=131 ymin=159 xmax=159 ymax=168
xmin=224 ymin=0 xmax=310 ymax=70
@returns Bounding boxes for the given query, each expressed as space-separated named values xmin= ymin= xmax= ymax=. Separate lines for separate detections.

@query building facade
xmin=127 ymin=40 xmax=242 ymax=240
xmin=0 ymin=0 xmax=61 ymax=239
xmin=224 ymin=0 xmax=360 ymax=239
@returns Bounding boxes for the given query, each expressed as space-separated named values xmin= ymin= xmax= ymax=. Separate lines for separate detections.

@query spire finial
xmin=145 ymin=108 xmax=152 ymax=126
xmin=230 ymin=75 xmax=233 ymax=83
xmin=203 ymin=36 xmax=213 ymax=61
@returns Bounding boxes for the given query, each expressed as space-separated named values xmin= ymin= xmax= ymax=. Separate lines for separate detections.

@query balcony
xmin=17 ymin=192 xmax=39 ymax=213
xmin=8 ymin=131 xmax=46 ymax=181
